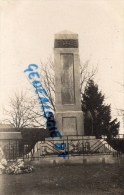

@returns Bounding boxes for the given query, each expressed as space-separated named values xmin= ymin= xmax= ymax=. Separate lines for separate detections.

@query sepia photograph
xmin=0 ymin=0 xmax=124 ymax=194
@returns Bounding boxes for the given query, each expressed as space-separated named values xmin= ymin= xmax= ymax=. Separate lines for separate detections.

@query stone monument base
xmin=55 ymin=111 xmax=84 ymax=135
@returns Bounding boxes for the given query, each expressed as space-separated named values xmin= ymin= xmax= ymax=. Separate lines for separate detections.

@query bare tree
xmin=3 ymin=91 xmax=45 ymax=128
xmin=40 ymin=57 xmax=55 ymax=111
xmin=80 ymin=60 xmax=97 ymax=95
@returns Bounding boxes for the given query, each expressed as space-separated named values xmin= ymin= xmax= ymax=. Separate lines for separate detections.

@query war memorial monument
xmin=54 ymin=30 xmax=84 ymax=136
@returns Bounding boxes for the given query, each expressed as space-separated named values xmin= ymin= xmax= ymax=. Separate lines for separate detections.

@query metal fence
xmin=2 ymin=135 xmax=124 ymax=161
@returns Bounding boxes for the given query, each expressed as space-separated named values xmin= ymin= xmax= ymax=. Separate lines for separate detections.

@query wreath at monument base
xmin=5 ymin=159 xmax=34 ymax=175
xmin=0 ymin=158 xmax=34 ymax=175
xmin=0 ymin=147 xmax=33 ymax=175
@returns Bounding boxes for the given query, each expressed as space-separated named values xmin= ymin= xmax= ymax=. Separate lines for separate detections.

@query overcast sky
xmin=0 ymin=0 xmax=124 ymax=131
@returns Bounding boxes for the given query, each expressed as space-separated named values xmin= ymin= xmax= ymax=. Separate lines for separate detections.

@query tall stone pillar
xmin=54 ymin=30 xmax=84 ymax=135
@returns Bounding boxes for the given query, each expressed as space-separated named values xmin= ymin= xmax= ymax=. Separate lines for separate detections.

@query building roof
xmin=0 ymin=124 xmax=13 ymax=128
xmin=0 ymin=132 xmax=22 ymax=140
xmin=0 ymin=124 xmax=20 ymax=132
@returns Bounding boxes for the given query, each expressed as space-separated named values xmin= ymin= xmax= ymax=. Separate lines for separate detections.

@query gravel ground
xmin=0 ymin=162 xmax=124 ymax=195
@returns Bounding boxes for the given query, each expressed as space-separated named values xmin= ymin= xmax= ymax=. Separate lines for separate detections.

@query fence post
xmin=9 ymin=140 xmax=10 ymax=161
xmin=16 ymin=140 xmax=17 ymax=161
xmin=67 ymin=136 xmax=69 ymax=159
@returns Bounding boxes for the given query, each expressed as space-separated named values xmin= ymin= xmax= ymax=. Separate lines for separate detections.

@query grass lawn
xmin=0 ymin=162 xmax=124 ymax=195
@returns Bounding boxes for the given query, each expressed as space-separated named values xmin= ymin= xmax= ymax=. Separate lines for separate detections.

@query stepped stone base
xmin=31 ymin=136 xmax=116 ymax=162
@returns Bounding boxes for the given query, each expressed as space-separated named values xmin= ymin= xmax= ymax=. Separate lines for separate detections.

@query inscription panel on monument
xmin=54 ymin=39 xmax=78 ymax=48
xmin=61 ymin=54 xmax=75 ymax=104
xmin=62 ymin=117 xmax=77 ymax=135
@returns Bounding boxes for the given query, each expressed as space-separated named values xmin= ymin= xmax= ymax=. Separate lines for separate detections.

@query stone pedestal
xmin=55 ymin=111 xmax=83 ymax=135
xmin=54 ymin=30 xmax=84 ymax=135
